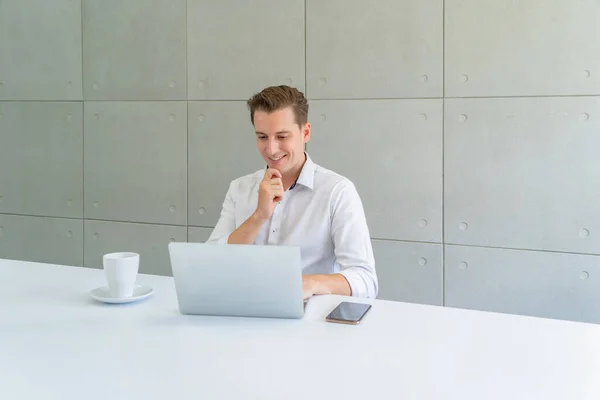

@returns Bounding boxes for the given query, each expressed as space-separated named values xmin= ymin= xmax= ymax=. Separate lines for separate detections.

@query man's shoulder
xmin=227 ymin=168 xmax=264 ymax=192
xmin=311 ymin=162 xmax=366 ymax=214
xmin=233 ymin=168 xmax=264 ymax=182
xmin=312 ymin=162 xmax=356 ymax=193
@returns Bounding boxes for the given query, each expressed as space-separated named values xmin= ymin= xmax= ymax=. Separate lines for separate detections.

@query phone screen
xmin=326 ymin=302 xmax=372 ymax=322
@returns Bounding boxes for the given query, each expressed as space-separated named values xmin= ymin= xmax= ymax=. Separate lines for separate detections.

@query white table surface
xmin=2 ymin=258 xmax=600 ymax=400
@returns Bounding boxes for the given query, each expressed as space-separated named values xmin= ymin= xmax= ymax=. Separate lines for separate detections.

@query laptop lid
xmin=168 ymin=242 xmax=304 ymax=319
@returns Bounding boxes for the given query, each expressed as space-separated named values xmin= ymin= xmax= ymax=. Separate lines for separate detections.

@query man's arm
xmin=207 ymin=168 xmax=284 ymax=245
xmin=205 ymin=181 xmax=237 ymax=244
xmin=302 ymin=273 xmax=351 ymax=299
xmin=226 ymin=212 xmax=267 ymax=244
xmin=206 ymin=182 xmax=268 ymax=245
xmin=303 ymin=180 xmax=378 ymax=299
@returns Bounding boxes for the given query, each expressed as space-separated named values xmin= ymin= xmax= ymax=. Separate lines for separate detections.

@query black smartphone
xmin=325 ymin=301 xmax=372 ymax=325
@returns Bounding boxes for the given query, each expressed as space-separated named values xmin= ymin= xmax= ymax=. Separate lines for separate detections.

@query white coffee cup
xmin=103 ymin=252 xmax=140 ymax=298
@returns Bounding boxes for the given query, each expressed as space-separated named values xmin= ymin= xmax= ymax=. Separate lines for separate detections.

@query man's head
xmin=247 ymin=85 xmax=310 ymax=177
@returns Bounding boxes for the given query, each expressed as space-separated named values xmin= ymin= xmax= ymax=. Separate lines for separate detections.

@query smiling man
xmin=206 ymin=85 xmax=378 ymax=300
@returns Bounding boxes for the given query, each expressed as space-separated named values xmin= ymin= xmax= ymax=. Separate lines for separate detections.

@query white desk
xmin=2 ymin=258 xmax=600 ymax=400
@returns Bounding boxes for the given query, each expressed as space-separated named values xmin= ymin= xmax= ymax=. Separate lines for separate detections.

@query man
xmin=206 ymin=85 xmax=378 ymax=300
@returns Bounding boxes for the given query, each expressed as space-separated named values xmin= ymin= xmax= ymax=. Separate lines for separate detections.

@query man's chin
xmin=266 ymin=158 xmax=288 ymax=171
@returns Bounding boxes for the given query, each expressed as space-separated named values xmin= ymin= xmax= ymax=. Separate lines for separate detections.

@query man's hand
xmin=226 ymin=168 xmax=283 ymax=245
xmin=255 ymin=168 xmax=284 ymax=221
xmin=302 ymin=275 xmax=317 ymax=300
xmin=302 ymin=274 xmax=352 ymax=300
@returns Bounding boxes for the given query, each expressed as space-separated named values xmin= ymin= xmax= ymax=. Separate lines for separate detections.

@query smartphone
xmin=325 ymin=301 xmax=372 ymax=325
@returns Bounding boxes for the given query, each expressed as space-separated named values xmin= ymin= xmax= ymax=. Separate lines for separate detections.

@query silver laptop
xmin=167 ymin=242 xmax=304 ymax=319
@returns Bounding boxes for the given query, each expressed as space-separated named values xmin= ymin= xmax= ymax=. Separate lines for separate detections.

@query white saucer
xmin=89 ymin=284 xmax=153 ymax=304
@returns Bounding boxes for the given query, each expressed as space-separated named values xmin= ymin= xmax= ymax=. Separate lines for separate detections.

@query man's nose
xmin=266 ymin=138 xmax=278 ymax=155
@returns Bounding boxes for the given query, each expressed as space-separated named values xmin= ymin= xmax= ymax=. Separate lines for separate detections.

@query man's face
xmin=254 ymin=107 xmax=310 ymax=176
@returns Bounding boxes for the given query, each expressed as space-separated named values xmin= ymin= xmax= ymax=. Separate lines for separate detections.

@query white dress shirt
xmin=206 ymin=154 xmax=378 ymax=299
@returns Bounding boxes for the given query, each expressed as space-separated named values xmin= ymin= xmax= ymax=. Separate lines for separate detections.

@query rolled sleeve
xmin=330 ymin=180 xmax=378 ymax=299
xmin=338 ymin=267 xmax=378 ymax=299
xmin=205 ymin=180 xmax=237 ymax=245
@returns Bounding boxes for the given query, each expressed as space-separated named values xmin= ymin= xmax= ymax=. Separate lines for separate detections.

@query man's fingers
xmin=272 ymin=187 xmax=284 ymax=199
xmin=270 ymin=185 xmax=284 ymax=202
xmin=270 ymin=183 xmax=284 ymax=196
xmin=263 ymin=168 xmax=282 ymax=180
xmin=269 ymin=178 xmax=283 ymax=187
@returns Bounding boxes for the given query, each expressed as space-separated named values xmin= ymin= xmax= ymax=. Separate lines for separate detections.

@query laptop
xmin=167 ymin=242 xmax=305 ymax=319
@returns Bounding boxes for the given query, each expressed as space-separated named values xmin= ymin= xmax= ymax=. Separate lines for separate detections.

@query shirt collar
xmin=294 ymin=152 xmax=315 ymax=191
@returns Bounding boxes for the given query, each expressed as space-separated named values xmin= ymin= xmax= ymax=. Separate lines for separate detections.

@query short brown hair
xmin=247 ymin=85 xmax=309 ymax=127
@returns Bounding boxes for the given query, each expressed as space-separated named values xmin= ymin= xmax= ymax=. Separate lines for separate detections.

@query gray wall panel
xmin=445 ymin=245 xmax=600 ymax=324
xmin=445 ymin=97 xmax=600 ymax=254
xmin=0 ymin=214 xmax=83 ymax=267
xmin=187 ymin=0 xmax=305 ymax=100
xmin=84 ymin=102 xmax=187 ymax=225
xmin=1 ymin=0 xmax=599 ymax=325
xmin=307 ymin=0 xmax=443 ymax=99
xmin=0 ymin=102 xmax=83 ymax=218
xmin=0 ymin=0 xmax=82 ymax=100
xmin=84 ymin=220 xmax=187 ymax=276
xmin=188 ymin=227 xmax=213 ymax=243
xmin=309 ymin=100 xmax=443 ymax=243
xmin=83 ymin=0 xmax=186 ymax=100
xmin=445 ymin=0 xmax=600 ymax=97
xmin=374 ymin=240 xmax=443 ymax=306
xmin=188 ymin=101 xmax=263 ymax=227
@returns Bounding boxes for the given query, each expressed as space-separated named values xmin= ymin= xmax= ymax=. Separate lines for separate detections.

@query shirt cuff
xmin=218 ymin=235 xmax=230 ymax=244
xmin=338 ymin=268 xmax=376 ymax=299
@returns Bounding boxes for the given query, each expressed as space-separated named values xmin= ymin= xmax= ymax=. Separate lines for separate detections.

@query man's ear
xmin=302 ymin=122 xmax=311 ymax=143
